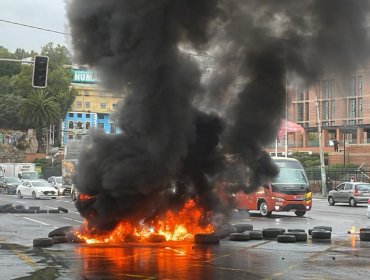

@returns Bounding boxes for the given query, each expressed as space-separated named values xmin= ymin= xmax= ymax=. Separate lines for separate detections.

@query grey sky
xmin=0 ymin=0 xmax=70 ymax=53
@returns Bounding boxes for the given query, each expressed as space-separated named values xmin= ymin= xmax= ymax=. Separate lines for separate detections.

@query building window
xmin=112 ymin=103 xmax=118 ymax=110
xmin=77 ymin=113 xmax=82 ymax=118
xmin=68 ymin=134 xmax=74 ymax=139
xmin=297 ymin=103 xmax=304 ymax=122
xmin=348 ymin=120 xmax=356 ymax=125
xmin=348 ymin=98 xmax=356 ymax=119
xmin=322 ymin=80 xmax=329 ymax=99
xmin=76 ymin=121 xmax=83 ymax=129
xmin=330 ymin=100 xmax=335 ymax=120
xmin=86 ymin=122 xmax=91 ymax=129
xmin=322 ymin=101 xmax=329 ymax=120
xmin=100 ymin=103 xmax=107 ymax=109
xmin=98 ymin=123 xmax=104 ymax=129
xmin=68 ymin=113 xmax=74 ymax=117
xmin=358 ymin=98 xmax=362 ymax=117
xmin=358 ymin=76 xmax=362 ymax=96
xmin=358 ymin=119 xmax=363 ymax=124
xmin=305 ymin=102 xmax=309 ymax=122
xmin=85 ymin=102 xmax=90 ymax=109
xmin=86 ymin=114 xmax=90 ymax=118
xmin=330 ymin=79 xmax=336 ymax=97
xmin=322 ymin=121 xmax=329 ymax=127
xmin=98 ymin=114 xmax=104 ymax=120
xmin=68 ymin=121 xmax=74 ymax=129
xmin=346 ymin=77 xmax=356 ymax=96
xmin=77 ymin=101 xmax=82 ymax=108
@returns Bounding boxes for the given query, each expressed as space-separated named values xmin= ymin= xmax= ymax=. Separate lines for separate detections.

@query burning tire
xmin=58 ymin=207 xmax=69 ymax=213
xmin=234 ymin=223 xmax=253 ymax=233
xmin=284 ymin=231 xmax=307 ymax=242
xmin=311 ymin=230 xmax=331 ymax=240
xmin=48 ymin=226 xmax=74 ymax=238
xmin=52 ymin=236 xmax=68 ymax=244
xmin=263 ymin=228 xmax=285 ymax=239
xmin=33 ymin=238 xmax=53 ymax=247
xmin=229 ymin=232 xmax=251 ymax=241
xmin=277 ymin=234 xmax=296 ymax=243
xmin=194 ymin=233 xmax=220 ymax=244
xmin=148 ymin=234 xmax=166 ymax=243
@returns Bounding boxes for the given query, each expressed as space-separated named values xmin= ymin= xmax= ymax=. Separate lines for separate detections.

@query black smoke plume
xmin=67 ymin=0 xmax=370 ymax=231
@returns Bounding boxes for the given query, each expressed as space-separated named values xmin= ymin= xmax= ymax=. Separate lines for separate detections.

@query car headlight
xmin=275 ymin=197 xmax=285 ymax=202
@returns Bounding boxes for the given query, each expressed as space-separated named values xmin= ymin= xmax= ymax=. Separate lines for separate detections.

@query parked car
xmin=0 ymin=176 xmax=22 ymax=195
xmin=367 ymin=199 xmax=370 ymax=219
xmin=16 ymin=179 xmax=57 ymax=199
xmin=47 ymin=176 xmax=71 ymax=195
xmin=328 ymin=182 xmax=370 ymax=207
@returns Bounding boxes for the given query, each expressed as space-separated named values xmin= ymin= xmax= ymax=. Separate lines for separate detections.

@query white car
xmin=17 ymin=179 xmax=57 ymax=200
xmin=47 ymin=176 xmax=70 ymax=195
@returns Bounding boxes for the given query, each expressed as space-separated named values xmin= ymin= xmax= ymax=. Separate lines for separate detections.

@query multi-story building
xmin=61 ymin=69 xmax=127 ymax=146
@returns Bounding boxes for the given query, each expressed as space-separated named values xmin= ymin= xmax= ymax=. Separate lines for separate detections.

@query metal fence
xmin=306 ymin=167 xmax=370 ymax=193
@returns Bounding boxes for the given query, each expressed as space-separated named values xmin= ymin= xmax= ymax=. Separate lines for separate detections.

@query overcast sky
xmin=0 ymin=0 xmax=70 ymax=53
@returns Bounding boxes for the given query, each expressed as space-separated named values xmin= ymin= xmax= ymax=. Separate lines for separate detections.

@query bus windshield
xmin=272 ymin=168 xmax=308 ymax=185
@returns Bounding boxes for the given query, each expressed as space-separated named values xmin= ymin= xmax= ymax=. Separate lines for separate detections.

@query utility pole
xmin=315 ymin=95 xmax=327 ymax=196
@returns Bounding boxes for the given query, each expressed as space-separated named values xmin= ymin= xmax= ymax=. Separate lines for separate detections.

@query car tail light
xmin=354 ymin=189 xmax=359 ymax=196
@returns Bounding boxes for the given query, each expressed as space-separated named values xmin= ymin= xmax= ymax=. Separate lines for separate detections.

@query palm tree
xmin=17 ymin=89 xmax=61 ymax=152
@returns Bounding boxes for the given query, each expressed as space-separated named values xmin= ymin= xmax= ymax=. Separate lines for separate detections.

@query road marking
xmin=61 ymin=217 xmax=84 ymax=223
xmin=15 ymin=201 xmax=26 ymax=204
xmin=62 ymin=200 xmax=74 ymax=203
xmin=2 ymin=244 xmax=37 ymax=268
xmin=22 ymin=217 xmax=50 ymax=226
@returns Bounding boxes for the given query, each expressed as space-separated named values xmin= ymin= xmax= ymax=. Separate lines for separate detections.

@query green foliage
xmin=291 ymin=151 xmax=329 ymax=168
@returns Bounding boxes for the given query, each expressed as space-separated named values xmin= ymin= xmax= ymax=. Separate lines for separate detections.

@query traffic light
xmin=32 ymin=55 xmax=49 ymax=88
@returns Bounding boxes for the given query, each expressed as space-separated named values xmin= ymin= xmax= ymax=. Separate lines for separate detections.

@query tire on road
xmin=52 ymin=235 xmax=68 ymax=244
xmin=36 ymin=209 xmax=48 ymax=214
xmin=58 ymin=207 xmax=69 ymax=213
xmin=277 ymin=234 xmax=296 ymax=243
xmin=12 ymin=204 xmax=26 ymax=213
xmin=234 ymin=223 xmax=253 ymax=233
xmin=48 ymin=209 xmax=60 ymax=214
xmin=359 ymin=231 xmax=370 ymax=241
xmin=311 ymin=230 xmax=331 ymax=240
xmin=0 ymin=204 xmax=15 ymax=213
xmin=148 ymin=234 xmax=166 ymax=243
xmin=284 ymin=231 xmax=307 ymax=242
xmin=263 ymin=228 xmax=286 ymax=239
xmin=313 ymin=226 xmax=332 ymax=232
xmin=245 ymin=230 xmax=264 ymax=240
xmin=33 ymin=238 xmax=53 ymax=247
xmin=29 ymin=206 xmax=40 ymax=212
xmin=360 ymin=227 xmax=370 ymax=232
xmin=229 ymin=232 xmax=251 ymax=241
xmin=48 ymin=226 xmax=75 ymax=238
xmin=194 ymin=234 xmax=220 ymax=245
xmin=287 ymin=229 xmax=305 ymax=233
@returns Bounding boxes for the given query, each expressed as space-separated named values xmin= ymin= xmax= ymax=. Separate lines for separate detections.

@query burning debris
xmin=66 ymin=0 xmax=370 ymax=240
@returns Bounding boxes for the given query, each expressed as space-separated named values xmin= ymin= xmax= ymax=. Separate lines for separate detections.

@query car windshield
xmin=22 ymin=173 xmax=38 ymax=180
xmin=272 ymin=168 xmax=308 ymax=184
xmin=56 ymin=177 xmax=62 ymax=184
xmin=356 ymin=184 xmax=370 ymax=191
xmin=6 ymin=177 xmax=21 ymax=184
xmin=32 ymin=181 xmax=50 ymax=187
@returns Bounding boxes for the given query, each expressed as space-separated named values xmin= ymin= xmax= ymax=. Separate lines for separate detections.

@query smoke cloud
xmin=67 ymin=0 xmax=370 ymax=231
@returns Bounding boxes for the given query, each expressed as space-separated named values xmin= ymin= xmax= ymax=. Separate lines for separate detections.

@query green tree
xmin=17 ymin=89 xmax=61 ymax=152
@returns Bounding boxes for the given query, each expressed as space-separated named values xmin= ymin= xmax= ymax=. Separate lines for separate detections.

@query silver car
xmin=328 ymin=182 xmax=370 ymax=207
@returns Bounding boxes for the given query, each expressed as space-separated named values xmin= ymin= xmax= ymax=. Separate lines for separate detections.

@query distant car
xmin=0 ymin=177 xmax=22 ymax=195
xmin=47 ymin=176 xmax=70 ymax=195
xmin=367 ymin=199 xmax=370 ymax=219
xmin=328 ymin=182 xmax=370 ymax=207
xmin=16 ymin=179 xmax=57 ymax=200
xmin=71 ymin=184 xmax=79 ymax=201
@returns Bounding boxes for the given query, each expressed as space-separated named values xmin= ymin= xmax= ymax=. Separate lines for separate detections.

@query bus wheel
xmin=259 ymin=201 xmax=272 ymax=217
xmin=295 ymin=211 xmax=306 ymax=217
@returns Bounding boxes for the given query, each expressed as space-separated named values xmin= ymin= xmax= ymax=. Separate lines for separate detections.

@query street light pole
xmin=315 ymin=95 xmax=327 ymax=196
xmin=343 ymin=131 xmax=346 ymax=167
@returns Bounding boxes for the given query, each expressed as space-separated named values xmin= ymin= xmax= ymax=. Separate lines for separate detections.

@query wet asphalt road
xmin=0 ymin=194 xmax=370 ymax=280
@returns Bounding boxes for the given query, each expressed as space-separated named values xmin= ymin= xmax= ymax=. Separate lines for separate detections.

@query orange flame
xmin=75 ymin=199 xmax=214 ymax=244
xmin=79 ymin=194 xmax=94 ymax=201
